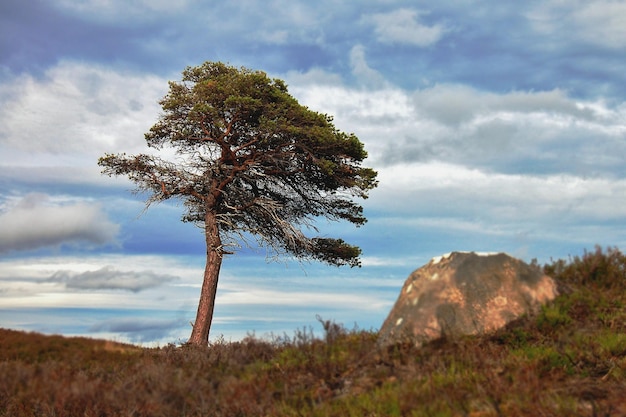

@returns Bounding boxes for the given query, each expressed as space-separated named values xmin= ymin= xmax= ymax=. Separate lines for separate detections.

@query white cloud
xmin=253 ymin=1 xmax=326 ymax=44
xmin=393 ymin=85 xmax=626 ymax=173
xmin=411 ymin=85 xmax=594 ymax=126
xmin=360 ymin=160 xmax=626 ymax=259
xmin=0 ymin=61 xmax=165 ymax=157
xmin=359 ymin=256 xmax=421 ymax=268
xmin=216 ymin=286 xmax=388 ymax=310
xmin=192 ymin=1 xmax=328 ymax=48
xmin=349 ymin=45 xmax=390 ymax=89
xmin=573 ymin=2 xmax=626 ymax=48
xmin=0 ymin=193 xmax=119 ymax=253
xmin=527 ymin=0 xmax=626 ymax=49
xmin=283 ymin=67 xmax=344 ymax=87
xmin=371 ymin=162 xmax=626 ymax=227
xmin=288 ymin=83 xmax=411 ymax=127
xmin=52 ymin=0 xmax=193 ymax=23
xmin=288 ymin=81 xmax=626 ymax=178
xmin=366 ymin=8 xmax=447 ymax=47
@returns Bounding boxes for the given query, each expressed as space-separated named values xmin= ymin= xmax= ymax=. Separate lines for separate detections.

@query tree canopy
xmin=98 ymin=61 xmax=378 ymax=344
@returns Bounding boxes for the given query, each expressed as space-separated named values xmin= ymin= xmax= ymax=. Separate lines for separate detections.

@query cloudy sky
xmin=1 ymin=0 xmax=625 ymax=345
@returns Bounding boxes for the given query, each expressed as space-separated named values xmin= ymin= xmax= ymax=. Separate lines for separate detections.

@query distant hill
xmin=0 ymin=328 xmax=141 ymax=361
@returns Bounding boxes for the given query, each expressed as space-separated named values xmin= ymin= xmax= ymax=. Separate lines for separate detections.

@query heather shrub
xmin=1 ymin=246 xmax=626 ymax=416
xmin=545 ymin=245 xmax=626 ymax=290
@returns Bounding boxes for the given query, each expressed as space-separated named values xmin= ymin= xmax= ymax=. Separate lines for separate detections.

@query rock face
xmin=378 ymin=252 xmax=558 ymax=347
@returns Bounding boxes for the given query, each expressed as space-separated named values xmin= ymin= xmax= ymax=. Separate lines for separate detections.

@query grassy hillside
xmin=1 ymin=246 xmax=625 ymax=416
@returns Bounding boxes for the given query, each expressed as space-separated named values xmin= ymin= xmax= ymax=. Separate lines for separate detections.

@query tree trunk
xmin=188 ymin=208 xmax=223 ymax=346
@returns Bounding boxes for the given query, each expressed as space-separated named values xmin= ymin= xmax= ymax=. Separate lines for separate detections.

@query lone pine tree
xmin=98 ymin=62 xmax=378 ymax=346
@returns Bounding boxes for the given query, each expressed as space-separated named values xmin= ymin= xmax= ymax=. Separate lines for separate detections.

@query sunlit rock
xmin=378 ymin=251 xmax=558 ymax=347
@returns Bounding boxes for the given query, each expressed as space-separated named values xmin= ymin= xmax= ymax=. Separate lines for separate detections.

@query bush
xmin=545 ymin=245 xmax=626 ymax=290
xmin=2 ymin=247 xmax=626 ymax=416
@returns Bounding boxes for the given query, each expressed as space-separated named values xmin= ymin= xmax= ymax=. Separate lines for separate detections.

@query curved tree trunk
xmin=188 ymin=208 xmax=222 ymax=346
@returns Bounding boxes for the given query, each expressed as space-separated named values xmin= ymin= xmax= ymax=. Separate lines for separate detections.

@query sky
xmin=1 ymin=0 xmax=625 ymax=346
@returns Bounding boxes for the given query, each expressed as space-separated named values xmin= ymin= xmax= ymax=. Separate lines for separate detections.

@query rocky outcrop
xmin=378 ymin=252 xmax=558 ymax=347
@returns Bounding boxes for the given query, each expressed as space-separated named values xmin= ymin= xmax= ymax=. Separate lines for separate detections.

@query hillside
xmin=1 ymin=246 xmax=625 ymax=416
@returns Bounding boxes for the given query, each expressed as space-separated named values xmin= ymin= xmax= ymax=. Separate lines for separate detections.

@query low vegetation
xmin=1 ymin=246 xmax=625 ymax=416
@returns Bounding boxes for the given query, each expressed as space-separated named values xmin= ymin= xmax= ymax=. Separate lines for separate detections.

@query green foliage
xmin=537 ymin=303 xmax=572 ymax=330
xmin=98 ymin=61 xmax=377 ymax=267
xmin=310 ymin=238 xmax=363 ymax=267
xmin=3 ymin=246 xmax=626 ymax=416
xmin=597 ymin=332 xmax=626 ymax=356
xmin=98 ymin=61 xmax=378 ymax=344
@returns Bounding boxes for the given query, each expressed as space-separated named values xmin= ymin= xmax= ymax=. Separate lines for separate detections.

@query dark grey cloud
xmin=89 ymin=317 xmax=186 ymax=343
xmin=0 ymin=193 xmax=119 ymax=253
xmin=48 ymin=265 xmax=179 ymax=292
xmin=293 ymin=82 xmax=626 ymax=178
xmin=376 ymin=86 xmax=624 ymax=176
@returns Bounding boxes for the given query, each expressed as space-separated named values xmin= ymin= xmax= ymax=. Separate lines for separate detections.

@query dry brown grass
xmin=1 ymin=246 xmax=625 ymax=416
